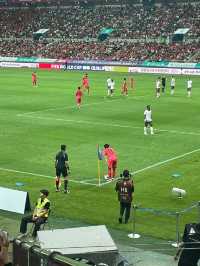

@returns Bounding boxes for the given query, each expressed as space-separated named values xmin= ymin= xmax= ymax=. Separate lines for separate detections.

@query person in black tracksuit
xmin=115 ymin=170 xmax=134 ymax=224
xmin=55 ymin=144 xmax=70 ymax=193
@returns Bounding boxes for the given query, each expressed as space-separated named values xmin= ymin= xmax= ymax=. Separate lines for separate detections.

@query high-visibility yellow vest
xmin=34 ymin=198 xmax=50 ymax=218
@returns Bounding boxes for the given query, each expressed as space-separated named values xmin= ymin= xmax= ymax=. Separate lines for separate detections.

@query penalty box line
xmin=0 ymin=167 xmax=99 ymax=187
xmin=18 ymin=113 xmax=200 ymax=137
xmin=99 ymin=147 xmax=200 ymax=187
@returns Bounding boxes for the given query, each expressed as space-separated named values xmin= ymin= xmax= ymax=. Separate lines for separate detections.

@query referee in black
xmin=161 ymin=76 xmax=166 ymax=93
xmin=55 ymin=144 xmax=70 ymax=193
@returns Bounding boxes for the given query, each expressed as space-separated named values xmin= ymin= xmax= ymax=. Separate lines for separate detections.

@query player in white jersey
xmin=144 ymin=105 xmax=154 ymax=135
xmin=155 ymin=77 xmax=161 ymax=98
xmin=107 ymin=77 xmax=112 ymax=96
xmin=187 ymin=78 xmax=192 ymax=97
xmin=170 ymin=76 xmax=175 ymax=95
xmin=110 ymin=79 xmax=115 ymax=96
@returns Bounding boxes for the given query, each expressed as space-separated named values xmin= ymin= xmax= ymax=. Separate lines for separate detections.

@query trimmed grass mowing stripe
xmin=17 ymin=101 xmax=107 ymax=116
xmin=17 ymin=96 xmax=137 ymax=116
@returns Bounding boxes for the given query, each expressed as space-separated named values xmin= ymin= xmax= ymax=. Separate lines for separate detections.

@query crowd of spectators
xmin=0 ymin=39 xmax=198 ymax=62
xmin=0 ymin=1 xmax=199 ymax=61
xmin=0 ymin=4 xmax=199 ymax=39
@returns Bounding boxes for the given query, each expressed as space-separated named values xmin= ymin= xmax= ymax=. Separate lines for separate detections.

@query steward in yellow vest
xmin=20 ymin=189 xmax=50 ymax=238
xmin=33 ymin=197 xmax=50 ymax=218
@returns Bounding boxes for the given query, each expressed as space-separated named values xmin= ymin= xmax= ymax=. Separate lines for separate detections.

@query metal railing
xmin=13 ymin=238 xmax=88 ymax=266
xmin=129 ymin=201 xmax=200 ymax=247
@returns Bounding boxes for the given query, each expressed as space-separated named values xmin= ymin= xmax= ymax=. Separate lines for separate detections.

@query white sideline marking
xmin=80 ymin=178 xmax=98 ymax=182
xmin=99 ymin=147 xmax=200 ymax=186
xmin=0 ymin=167 xmax=98 ymax=187
xmin=0 ymin=147 xmax=200 ymax=188
xmin=17 ymin=114 xmax=200 ymax=137
xmin=134 ymin=147 xmax=200 ymax=174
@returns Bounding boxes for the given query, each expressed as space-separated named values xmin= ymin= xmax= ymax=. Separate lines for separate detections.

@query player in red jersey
xmin=102 ymin=144 xmax=118 ymax=180
xmin=32 ymin=72 xmax=37 ymax=86
xmin=82 ymin=73 xmax=90 ymax=95
xmin=75 ymin=86 xmax=83 ymax=108
xmin=121 ymin=78 xmax=128 ymax=96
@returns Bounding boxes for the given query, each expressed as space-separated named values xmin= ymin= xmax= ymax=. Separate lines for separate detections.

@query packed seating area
xmin=1 ymin=3 xmax=200 ymax=39
xmin=0 ymin=1 xmax=199 ymax=61
xmin=0 ymin=39 xmax=199 ymax=62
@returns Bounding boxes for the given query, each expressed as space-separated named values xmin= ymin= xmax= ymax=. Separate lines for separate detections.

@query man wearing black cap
xmin=19 ymin=189 xmax=50 ymax=237
xmin=115 ymin=170 xmax=134 ymax=224
xmin=55 ymin=144 xmax=70 ymax=193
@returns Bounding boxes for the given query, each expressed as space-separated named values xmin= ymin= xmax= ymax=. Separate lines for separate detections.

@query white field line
xmin=0 ymin=147 xmax=200 ymax=188
xmin=17 ymin=114 xmax=200 ymax=137
xmin=17 ymin=96 xmax=137 ymax=116
xmin=0 ymin=167 xmax=98 ymax=187
xmin=19 ymin=114 xmax=140 ymax=129
xmin=99 ymin=147 xmax=200 ymax=186
xmin=17 ymin=101 xmax=105 ymax=116
xmin=79 ymin=178 xmax=98 ymax=182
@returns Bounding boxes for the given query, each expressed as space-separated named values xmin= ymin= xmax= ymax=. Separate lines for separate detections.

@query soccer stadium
xmin=0 ymin=0 xmax=200 ymax=265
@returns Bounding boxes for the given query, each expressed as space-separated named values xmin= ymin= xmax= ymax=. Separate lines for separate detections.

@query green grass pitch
xmin=0 ymin=68 xmax=200 ymax=240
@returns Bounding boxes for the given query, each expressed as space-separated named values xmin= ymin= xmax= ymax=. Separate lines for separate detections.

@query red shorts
xmin=83 ymin=83 xmax=89 ymax=89
xmin=108 ymin=159 xmax=117 ymax=169
xmin=76 ymin=97 xmax=81 ymax=104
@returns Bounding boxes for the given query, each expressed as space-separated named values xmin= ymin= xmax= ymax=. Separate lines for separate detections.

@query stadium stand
xmin=0 ymin=39 xmax=199 ymax=61
xmin=0 ymin=0 xmax=199 ymax=61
